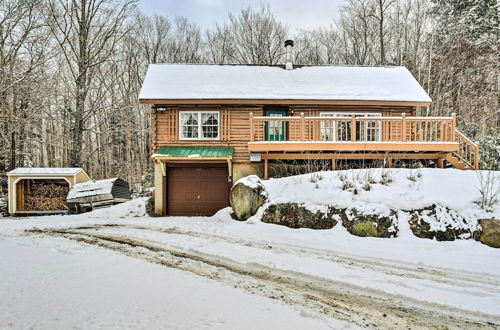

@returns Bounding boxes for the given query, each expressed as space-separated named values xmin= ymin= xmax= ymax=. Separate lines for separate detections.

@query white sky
xmin=138 ymin=0 xmax=346 ymax=33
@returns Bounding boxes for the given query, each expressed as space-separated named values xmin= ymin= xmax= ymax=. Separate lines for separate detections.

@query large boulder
xmin=262 ymin=203 xmax=339 ymax=229
xmin=409 ymin=204 xmax=480 ymax=241
xmin=230 ymin=175 xmax=267 ymax=221
xmin=341 ymin=208 xmax=398 ymax=238
xmin=478 ymin=219 xmax=500 ymax=248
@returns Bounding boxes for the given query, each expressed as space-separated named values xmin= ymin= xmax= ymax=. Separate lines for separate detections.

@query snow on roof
xmin=139 ymin=64 xmax=432 ymax=103
xmin=7 ymin=167 xmax=83 ymax=176
xmin=67 ymin=178 xmax=118 ymax=200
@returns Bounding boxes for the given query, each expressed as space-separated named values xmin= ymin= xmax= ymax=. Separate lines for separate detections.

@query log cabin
xmin=139 ymin=41 xmax=480 ymax=216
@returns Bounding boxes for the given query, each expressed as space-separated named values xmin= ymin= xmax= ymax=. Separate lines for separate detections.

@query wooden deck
xmin=248 ymin=113 xmax=480 ymax=171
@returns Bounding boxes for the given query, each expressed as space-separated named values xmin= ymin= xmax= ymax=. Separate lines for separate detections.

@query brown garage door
xmin=167 ymin=164 xmax=230 ymax=216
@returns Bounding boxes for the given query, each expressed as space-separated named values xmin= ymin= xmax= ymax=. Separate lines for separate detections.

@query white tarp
xmin=67 ymin=178 xmax=118 ymax=200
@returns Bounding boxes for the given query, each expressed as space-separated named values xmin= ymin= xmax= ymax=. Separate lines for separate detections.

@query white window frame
xmin=179 ymin=111 xmax=220 ymax=141
xmin=320 ymin=112 xmax=382 ymax=142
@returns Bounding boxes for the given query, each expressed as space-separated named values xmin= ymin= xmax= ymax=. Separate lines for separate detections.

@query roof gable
xmin=139 ymin=64 xmax=431 ymax=105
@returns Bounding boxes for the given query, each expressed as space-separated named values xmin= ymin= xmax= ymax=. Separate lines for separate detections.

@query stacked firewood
xmin=24 ymin=183 xmax=69 ymax=211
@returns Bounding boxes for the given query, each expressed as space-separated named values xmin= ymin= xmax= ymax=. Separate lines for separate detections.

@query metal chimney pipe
xmin=284 ymin=40 xmax=294 ymax=70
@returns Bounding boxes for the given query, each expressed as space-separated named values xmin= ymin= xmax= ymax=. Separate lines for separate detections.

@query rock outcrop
xmin=262 ymin=203 xmax=339 ymax=229
xmin=409 ymin=204 xmax=480 ymax=241
xmin=478 ymin=219 xmax=500 ymax=248
xmin=341 ymin=208 xmax=398 ymax=238
xmin=230 ymin=175 xmax=267 ymax=221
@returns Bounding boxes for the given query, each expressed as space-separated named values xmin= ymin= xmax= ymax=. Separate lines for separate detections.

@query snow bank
xmin=259 ymin=169 xmax=500 ymax=221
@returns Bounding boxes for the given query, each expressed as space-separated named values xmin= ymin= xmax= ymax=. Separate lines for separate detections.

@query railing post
xmin=249 ymin=112 xmax=254 ymax=142
xmin=451 ymin=113 xmax=456 ymax=142
xmin=401 ymin=113 xmax=407 ymax=142
xmin=351 ymin=114 xmax=356 ymax=141
xmin=300 ymin=112 xmax=305 ymax=141
xmin=474 ymin=147 xmax=479 ymax=169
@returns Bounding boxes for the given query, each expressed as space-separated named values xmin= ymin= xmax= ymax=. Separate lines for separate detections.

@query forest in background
xmin=0 ymin=0 xmax=498 ymax=192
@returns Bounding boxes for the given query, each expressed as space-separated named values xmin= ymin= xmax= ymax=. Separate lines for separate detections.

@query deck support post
xmin=386 ymin=157 xmax=393 ymax=168
xmin=437 ymin=158 xmax=445 ymax=169
xmin=264 ymin=159 xmax=268 ymax=179
xmin=331 ymin=159 xmax=336 ymax=171
xmin=249 ymin=112 xmax=254 ymax=142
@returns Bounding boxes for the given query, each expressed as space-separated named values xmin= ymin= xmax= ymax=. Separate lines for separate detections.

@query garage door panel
xmin=167 ymin=165 xmax=229 ymax=216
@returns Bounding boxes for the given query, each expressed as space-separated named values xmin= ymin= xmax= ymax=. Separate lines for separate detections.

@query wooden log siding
xmin=152 ymin=105 xmax=417 ymax=162
xmin=153 ymin=107 xmax=263 ymax=162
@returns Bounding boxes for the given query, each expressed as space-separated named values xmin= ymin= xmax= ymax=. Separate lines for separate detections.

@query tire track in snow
xmin=27 ymin=228 xmax=500 ymax=330
xmin=71 ymin=223 xmax=500 ymax=291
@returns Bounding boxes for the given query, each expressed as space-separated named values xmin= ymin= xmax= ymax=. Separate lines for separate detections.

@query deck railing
xmin=249 ymin=112 xmax=457 ymax=143
xmin=454 ymin=130 xmax=480 ymax=169
xmin=248 ymin=112 xmax=480 ymax=169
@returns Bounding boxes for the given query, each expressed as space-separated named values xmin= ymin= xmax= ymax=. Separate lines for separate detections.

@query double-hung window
xmin=180 ymin=111 xmax=220 ymax=140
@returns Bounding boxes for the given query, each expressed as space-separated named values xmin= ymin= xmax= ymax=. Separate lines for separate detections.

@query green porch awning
xmin=152 ymin=146 xmax=234 ymax=159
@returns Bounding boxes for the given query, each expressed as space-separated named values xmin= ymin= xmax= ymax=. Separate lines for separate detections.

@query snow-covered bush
xmin=475 ymin=171 xmax=500 ymax=211
xmin=338 ymin=171 xmax=355 ymax=191
xmin=380 ymin=169 xmax=394 ymax=185
xmin=406 ymin=168 xmax=422 ymax=182
xmin=133 ymin=172 xmax=154 ymax=198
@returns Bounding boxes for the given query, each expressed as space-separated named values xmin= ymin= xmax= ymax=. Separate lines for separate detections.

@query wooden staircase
xmin=446 ymin=130 xmax=480 ymax=170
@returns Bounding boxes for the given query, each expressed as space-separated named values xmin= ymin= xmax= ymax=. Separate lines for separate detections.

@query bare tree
xmin=206 ymin=5 xmax=288 ymax=65
xmin=44 ymin=0 xmax=136 ymax=167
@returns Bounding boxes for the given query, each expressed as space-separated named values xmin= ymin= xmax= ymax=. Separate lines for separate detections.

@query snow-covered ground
xmin=1 ymin=169 xmax=499 ymax=329
xmin=253 ymin=168 xmax=500 ymax=220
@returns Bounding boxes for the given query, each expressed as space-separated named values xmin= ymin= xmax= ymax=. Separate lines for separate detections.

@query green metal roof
xmin=153 ymin=146 xmax=233 ymax=158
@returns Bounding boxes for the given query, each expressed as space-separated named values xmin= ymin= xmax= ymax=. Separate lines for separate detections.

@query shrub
xmin=475 ymin=171 xmax=500 ymax=211
xmin=380 ymin=169 xmax=394 ymax=185
xmin=406 ymin=168 xmax=422 ymax=182
xmin=146 ymin=195 xmax=162 ymax=217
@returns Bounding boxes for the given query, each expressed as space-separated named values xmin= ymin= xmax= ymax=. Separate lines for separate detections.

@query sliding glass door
xmin=320 ymin=113 xmax=381 ymax=142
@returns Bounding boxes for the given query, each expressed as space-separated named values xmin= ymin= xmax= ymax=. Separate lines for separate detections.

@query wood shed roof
xmin=7 ymin=168 xmax=85 ymax=176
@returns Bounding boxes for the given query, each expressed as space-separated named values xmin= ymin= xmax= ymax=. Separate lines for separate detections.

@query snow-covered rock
xmin=409 ymin=204 xmax=481 ymax=241
xmin=341 ymin=208 xmax=399 ymax=238
xmin=230 ymin=175 xmax=267 ymax=221
xmin=261 ymin=203 xmax=339 ymax=229
xmin=235 ymin=169 xmax=500 ymax=245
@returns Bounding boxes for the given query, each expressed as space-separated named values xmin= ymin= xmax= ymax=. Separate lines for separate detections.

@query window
xmin=180 ymin=111 xmax=219 ymax=140
xmin=320 ymin=113 xmax=381 ymax=142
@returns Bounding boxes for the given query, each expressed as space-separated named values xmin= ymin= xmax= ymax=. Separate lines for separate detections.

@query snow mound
xmin=260 ymin=169 xmax=500 ymax=222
